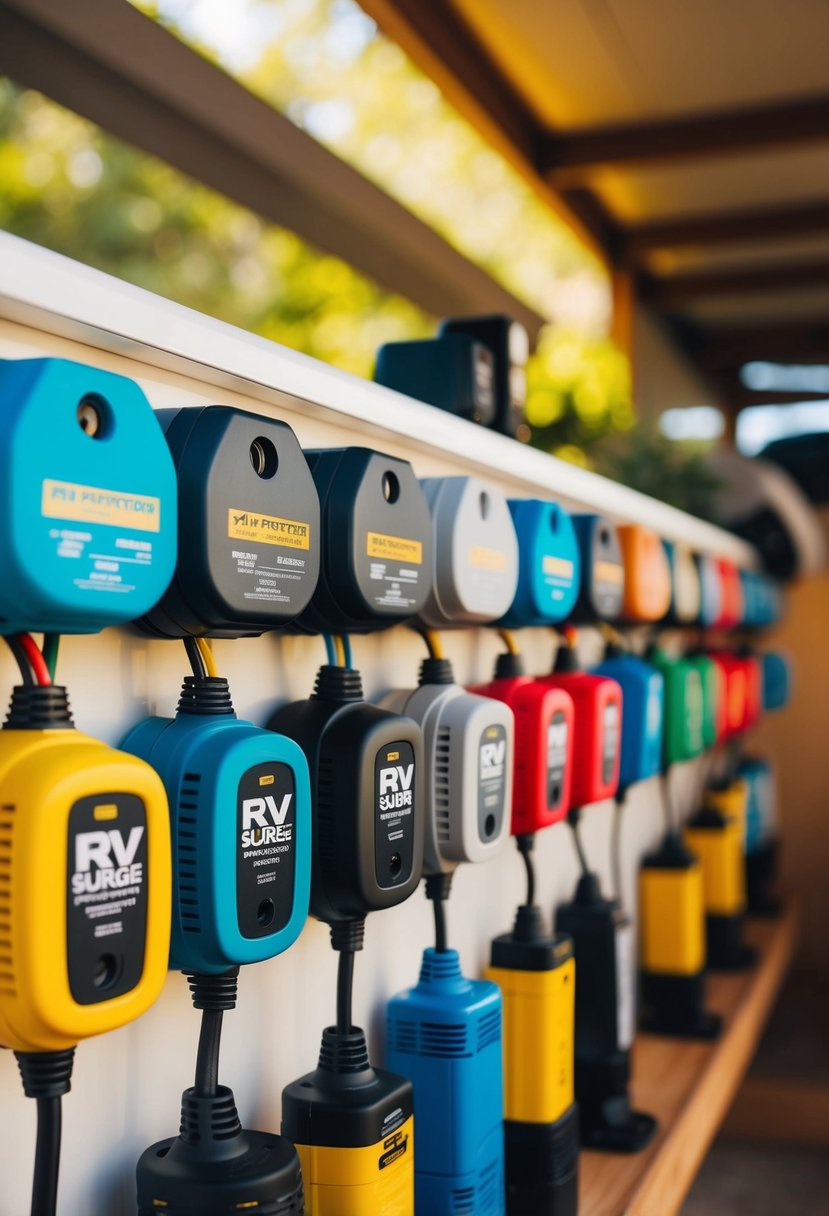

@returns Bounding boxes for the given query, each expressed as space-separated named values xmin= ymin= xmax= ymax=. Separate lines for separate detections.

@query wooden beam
xmin=0 ymin=0 xmax=545 ymax=333
xmin=683 ymin=320 xmax=829 ymax=369
xmin=542 ymin=93 xmax=829 ymax=181
xmin=358 ymin=0 xmax=618 ymax=263
xmin=642 ymin=259 xmax=829 ymax=308
xmin=624 ymin=201 xmax=829 ymax=261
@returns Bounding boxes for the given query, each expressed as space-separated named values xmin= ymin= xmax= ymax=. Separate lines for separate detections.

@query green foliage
xmin=0 ymin=79 xmax=432 ymax=376
xmin=588 ymin=422 xmax=722 ymax=518
xmin=0 ymin=0 xmax=638 ymax=467
xmin=525 ymin=326 xmax=635 ymax=465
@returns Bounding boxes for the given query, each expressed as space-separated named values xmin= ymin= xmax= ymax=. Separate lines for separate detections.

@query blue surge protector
xmin=122 ymin=680 xmax=311 ymax=973
xmin=0 ymin=357 xmax=177 ymax=634
xmin=387 ymin=948 xmax=505 ymax=1216
xmin=740 ymin=572 xmax=783 ymax=630
xmin=498 ymin=499 xmax=581 ymax=627
xmin=761 ymin=652 xmax=792 ymax=711
xmin=739 ymin=758 xmax=776 ymax=856
xmin=695 ymin=554 xmax=722 ymax=628
xmin=738 ymin=756 xmax=780 ymax=914
xmin=593 ymin=653 xmax=664 ymax=791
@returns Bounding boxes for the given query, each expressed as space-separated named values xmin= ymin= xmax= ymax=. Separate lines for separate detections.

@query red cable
xmin=18 ymin=634 xmax=51 ymax=686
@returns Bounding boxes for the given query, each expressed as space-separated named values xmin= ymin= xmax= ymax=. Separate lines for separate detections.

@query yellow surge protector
xmin=0 ymin=724 xmax=172 ymax=1052
xmin=487 ymin=915 xmax=580 ymax=1214
xmin=296 ymin=1118 xmax=415 ymax=1216
xmin=684 ymin=813 xmax=745 ymax=916
xmin=487 ymin=955 xmax=574 ymax=1124
xmin=640 ymin=863 xmax=705 ymax=975
xmin=639 ymin=833 xmax=720 ymax=1038
xmin=705 ymin=778 xmax=749 ymax=846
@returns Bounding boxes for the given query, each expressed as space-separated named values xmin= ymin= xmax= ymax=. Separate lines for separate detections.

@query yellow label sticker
xmin=93 ymin=804 xmax=119 ymax=822
xmin=42 ymin=479 xmax=161 ymax=533
xmin=259 ymin=774 xmax=275 ymax=787
xmin=366 ymin=532 xmax=422 ymax=564
xmin=594 ymin=559 xmax=623 ymax=585
xmin=469 ymin=544 xmax=508 ymax=572
xmin=227 ymin=509 xmax=310 ymax=550
xmin=386 ymin=751 xmax=400 ymax=762
xmin=543 ymin=555 xmax=574 ymax=579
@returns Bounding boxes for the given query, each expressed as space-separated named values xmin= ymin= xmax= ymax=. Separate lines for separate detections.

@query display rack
xmin=580 ymin=901 xmax=800 ymax=1216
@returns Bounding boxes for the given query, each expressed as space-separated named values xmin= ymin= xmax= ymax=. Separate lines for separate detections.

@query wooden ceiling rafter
xmin=623 ymin=200 xmax=829 ymax=262
xmin=540 ymin=92 xmax=829 ymax=181
xmin=360 ymin=0 xmax=829 ymax=418
xmin=642 ymin=259 xmax=829 ymax=308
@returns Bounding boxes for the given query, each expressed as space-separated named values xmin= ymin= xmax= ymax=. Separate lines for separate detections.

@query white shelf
xmin=0 ymin=231 xmax=754 ymax=565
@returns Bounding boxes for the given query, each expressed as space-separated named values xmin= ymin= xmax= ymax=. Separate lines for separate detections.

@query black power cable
xmin=515 ymin=834 xmax=536 ymax=907
xmin=567 ymin=807 xmax=590 ymax=876
xmin=336 ymin=950 xmax=354 ymax=1035
xmin=3 ymin=635 xmax=34 ymax=686
xmin=31 ymin=1098 xmax=61 ymax=1216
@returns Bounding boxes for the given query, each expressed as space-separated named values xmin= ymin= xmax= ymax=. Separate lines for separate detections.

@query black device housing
xmin=293 ymin=448 xmax=434 ymax=634
xmin=439 ymin=314 xmax=529 ymax=436
xmin=282 ymin=1026 xmax=413 ymax=1152
xmin=267 ymin=666 xmax=424 ymax=924
xmin=136 ymin=1084 xmax=304 ymax=1215
xmin=571 ymin=515 xmax=624 ymax=623
xmin=374 ymin=335 xmax=497 ymax=425
xmin=556 ymin=874 xmax=657 ymax=1153
xmin=138 ymin=406 xmax=321 ymax=638
xmin=746 ymin=840 xmax=781 ymax=916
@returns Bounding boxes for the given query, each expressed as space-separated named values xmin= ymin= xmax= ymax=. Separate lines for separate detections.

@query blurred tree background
xmin=0 ymin=0 xmax=648 ymax=471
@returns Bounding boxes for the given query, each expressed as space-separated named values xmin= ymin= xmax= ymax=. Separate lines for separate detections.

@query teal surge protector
xmin=498 ymin=499 xmax=581 ymax=627
xmin=122 ymin=676 xmax=311 ymax=973
xmin=0 ymin=357 xmax=177 ymax=634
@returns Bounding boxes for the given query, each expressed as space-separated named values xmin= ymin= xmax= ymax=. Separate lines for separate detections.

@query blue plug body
xmin=739 ymin=758 xmax=777 ymax=855
xmin=387 ymin=948 xmax=505 ymax=1216
xmin=122 ymin=691 xmax=311 ymax=973
xmin=593 ymin=654 xmax=664 ymax=790
xmin=498 ymin=499 xmax=581 ymax=626
xmin=0 ymin=357 xmax=177 ymax=634
xmin=761 ymin=651 xmax=792 ymax=711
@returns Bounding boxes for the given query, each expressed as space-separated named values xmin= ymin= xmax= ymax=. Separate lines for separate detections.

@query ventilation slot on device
xmin=177 ymin=777 xmax=202 ymax=935
xmin=0 ymin=804 xmax=15 ymax=997
xmin=434 ymin=725 xmax=452 ymax=844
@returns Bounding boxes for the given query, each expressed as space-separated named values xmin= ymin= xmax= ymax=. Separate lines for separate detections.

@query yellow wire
xmin=333 ymin=635 xmax=346 ymax=667
xmin=498 ymin=629 xmax=519 ymax=656
xmin=598 ymin=622 xmax=624 ymax=648
xmin=424 ymin=629 xmax=444 ymax=660
xmin=196 ymin=636 xmax=218 ymax=678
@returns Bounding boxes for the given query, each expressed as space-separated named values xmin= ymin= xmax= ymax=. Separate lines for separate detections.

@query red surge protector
xmin=471 ymin=666 xmax=575 ymax=834
xmin=710 ymin=652 xmax=761 ymax=737
xmin=715 ymin=560 xmax=744 ymax=629
xmin=538 ymin=649 xmax=623 ymax=809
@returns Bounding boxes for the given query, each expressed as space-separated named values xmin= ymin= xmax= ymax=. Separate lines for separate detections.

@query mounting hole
xmin=599 ymin=525 xmax=611 ymax=545
xmin=479 ymin=491 xmax=490 ymax=519
xmin=388 ymin=852 xmax=402 ymax=878
xmin=548 ymin=508 xmax=560 ymax=534
xmin=484 ymin=813 xmax=496 ymax=838
xmin=382 ymin=471 xmax=400 ymax=503
xmin=77 ymin=394 xmax=110 ymax=439
xmin=257 ymin=898 xmax=275 ymax=927
xmin=93 ymin=953 xmax=119 ymax=991
xmin=250 ymin=436 xmax=278 ymax=479
xmin=300 ymin=1082 xmax=313 ymax=1089
xmin=156 ymin=1146 xmax=171 ymax=1158
xmin=550 ymin=783 xmax=561 ymax=806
